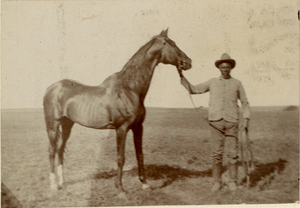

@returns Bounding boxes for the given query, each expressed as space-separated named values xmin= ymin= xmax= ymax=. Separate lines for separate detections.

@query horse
xmin=43 ymin=29 xmax=192 ymax=194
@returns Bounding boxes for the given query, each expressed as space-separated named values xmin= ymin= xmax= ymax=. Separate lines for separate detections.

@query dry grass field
xmin=1 ymin=106 xmax=299 ymax=207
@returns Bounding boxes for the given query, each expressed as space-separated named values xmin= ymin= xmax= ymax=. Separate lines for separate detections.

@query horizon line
xmin=1 ymin=105 xmax=299 ymax=111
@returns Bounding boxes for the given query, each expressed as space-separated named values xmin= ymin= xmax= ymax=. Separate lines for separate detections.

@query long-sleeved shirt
xmin=181 ymin=76 xmax=251 ymax=123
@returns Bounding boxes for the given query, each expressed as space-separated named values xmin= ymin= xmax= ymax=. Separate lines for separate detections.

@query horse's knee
xmin=49 ymin=145 xmax=55 ymax=153
xmin=49 ymin=147 xmax=56 ymax=160
xmin=137 ymin=154 xmax=144 ymax=162
xmin=48 ymin=138 xmax=57 ymax=157
xmin=117 ymin=155 xmax=125 ymax=167
xmin=48 ymin=130 xmax=57 ymax=140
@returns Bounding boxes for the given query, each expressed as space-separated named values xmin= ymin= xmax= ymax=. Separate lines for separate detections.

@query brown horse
xmin=43 ymin=29 xmax=192 ymax=193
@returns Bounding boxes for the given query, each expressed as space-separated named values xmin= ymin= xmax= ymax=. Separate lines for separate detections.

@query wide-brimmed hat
xmin=215 ymin=53 xmax=236 ymax=69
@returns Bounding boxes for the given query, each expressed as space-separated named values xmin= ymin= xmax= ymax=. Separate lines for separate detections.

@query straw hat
xmin=215 ymin=53 xmax=236 ymax=69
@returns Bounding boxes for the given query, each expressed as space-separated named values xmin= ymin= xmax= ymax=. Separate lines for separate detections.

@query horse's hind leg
xmin=57 ymin=117 xmax=74 ymax=189
xmin=46 ymin=119 xmax=60 ymax=190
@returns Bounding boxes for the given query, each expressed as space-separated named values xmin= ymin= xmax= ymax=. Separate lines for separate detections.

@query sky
xmin=1 ymin=0 xmax=299 ymax=109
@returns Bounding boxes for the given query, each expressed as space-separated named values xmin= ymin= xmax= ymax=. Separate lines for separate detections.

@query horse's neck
xmin=119 ymin=57 xmax=159 ymax=99
xmin=118 ymin=41 xmax=162 ymax=100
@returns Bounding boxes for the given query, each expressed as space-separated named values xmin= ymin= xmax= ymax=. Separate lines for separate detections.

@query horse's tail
xmin=43 ymin=80 xmax=65 ymax=124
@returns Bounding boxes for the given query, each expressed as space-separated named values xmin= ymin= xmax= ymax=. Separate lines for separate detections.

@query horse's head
xmin=155 ymin=29 xmax=192 ymax=71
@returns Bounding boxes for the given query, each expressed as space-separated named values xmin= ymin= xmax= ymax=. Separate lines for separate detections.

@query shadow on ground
xmin=66 ymin=164 xmax=212 ymax=189
xmin=87 ymin=164 xmax=210 ymax=206
xmin=68 ymin=158 xmax=287 ymax=191
xmin=242 ymin=158 xmax=287 ymax=188
xmin=77 ymin=159 xmax=288 ymax=206
xmin=134 ymin=164 xmax=212 ymax=188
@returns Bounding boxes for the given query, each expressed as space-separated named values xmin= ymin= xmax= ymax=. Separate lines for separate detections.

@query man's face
xmin=218 ymin=62 xmax=232 ymax=78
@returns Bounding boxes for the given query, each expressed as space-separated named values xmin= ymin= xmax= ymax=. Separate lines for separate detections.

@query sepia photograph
xmin=1 ymin=0 xmax=299 ymax=207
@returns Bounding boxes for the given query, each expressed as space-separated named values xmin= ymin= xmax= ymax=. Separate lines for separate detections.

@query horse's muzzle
xmin=178 ymin=60 xmax=192 ymax=70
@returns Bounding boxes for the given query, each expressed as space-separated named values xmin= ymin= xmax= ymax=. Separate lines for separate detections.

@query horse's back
xmin=43 ymin=79 xmax=114 ymax=128
xmin=44 ymin=78 xmax=97 ymax=104
xmin=43 ymin=75 xmax=143 ymax=129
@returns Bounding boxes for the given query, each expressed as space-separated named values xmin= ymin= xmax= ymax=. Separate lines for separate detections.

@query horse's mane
xmin=114 ymin=36 xmax=159 ymax=90
xmin=121 ymin=37 xmax=157 ymax=71
xmin=100 ymin=37 xmax=158 ymax=89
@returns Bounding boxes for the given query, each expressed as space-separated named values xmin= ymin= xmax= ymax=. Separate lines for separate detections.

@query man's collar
xmin=219 ymin=75 xmax=232 ymax=79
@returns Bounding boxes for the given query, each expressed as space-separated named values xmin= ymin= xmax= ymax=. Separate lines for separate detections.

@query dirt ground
xmin=1 ymin=107 xmax=299 ymax=207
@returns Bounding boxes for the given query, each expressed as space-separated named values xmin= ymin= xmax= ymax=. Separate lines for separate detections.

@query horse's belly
xmin=73 ymin=114 xmax=115 ymax=129
xmin=65 ymin=102 xmax=114 ymax=129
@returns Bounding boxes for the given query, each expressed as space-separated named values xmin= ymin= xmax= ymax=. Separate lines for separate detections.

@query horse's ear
xmin=165 ymin=28 xmax=169 ymax=36
xmin=159 ymin=28 xmax=169 ymax=37
xmin=159 ymin=30 xmax=165 ymax=36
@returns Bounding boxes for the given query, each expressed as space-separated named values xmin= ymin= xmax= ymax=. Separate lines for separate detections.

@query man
xmin=178 ymin=53 xmax=251 ymax=192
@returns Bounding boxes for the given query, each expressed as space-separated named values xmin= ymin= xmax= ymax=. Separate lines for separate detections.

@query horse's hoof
xmin=48 ymin=187 xmax=59 ymax=198
xmin=117 ymin=191 xmax=127 ymax=199
xmin=142 ymin=183 xmax=151 ymax=190
xmin=50 ymin=184 xmax=58 ymax=191
xmin=48 ymin=189 xmax=59 ymax=198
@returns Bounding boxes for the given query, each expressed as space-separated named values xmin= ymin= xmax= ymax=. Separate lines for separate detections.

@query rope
xmin=188 ymin=93 xmax=197 ymax=109
xmin=176 ymin=67 xmax=197 ymax=109
xmin=240 ymin=128 xmax=254 ymax=188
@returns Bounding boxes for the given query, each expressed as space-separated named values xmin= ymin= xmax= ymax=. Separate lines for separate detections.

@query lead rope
xmin=187 ymin=93 xmax=197 ymax=109
xmin=177 ymin=65 xmax=197 ymax=109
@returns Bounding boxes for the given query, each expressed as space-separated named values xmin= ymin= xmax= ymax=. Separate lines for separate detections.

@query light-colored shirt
xmin=181 ymin=76 xmax=251 ymax=123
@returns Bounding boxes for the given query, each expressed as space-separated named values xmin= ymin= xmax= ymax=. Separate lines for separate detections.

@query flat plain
xmin=1 ymin=106 xmax=299 ymax=207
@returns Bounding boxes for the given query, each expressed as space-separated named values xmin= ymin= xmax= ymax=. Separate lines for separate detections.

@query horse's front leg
xmin=132 ymin=124 xmax=150 ymax=189
xmin=115 ymin=126 xmax=128 ymax=193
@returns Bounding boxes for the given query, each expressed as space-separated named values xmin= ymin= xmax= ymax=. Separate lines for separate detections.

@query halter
xmin=155 ymin=36 xmax=167 ymax=62
xmin=156 ymin=36 xmax=188 ymax=70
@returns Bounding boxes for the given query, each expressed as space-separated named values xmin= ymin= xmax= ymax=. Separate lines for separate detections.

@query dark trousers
xmin=209 ymin=119 xmax=239 ymax=165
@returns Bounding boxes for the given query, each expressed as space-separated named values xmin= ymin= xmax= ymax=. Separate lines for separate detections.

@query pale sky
xmin=1 ymin=0 xmax=299 ymax=109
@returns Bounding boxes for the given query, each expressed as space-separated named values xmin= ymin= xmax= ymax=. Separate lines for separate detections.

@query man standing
xmin=178 ymin=53 xmax=251 ymax=192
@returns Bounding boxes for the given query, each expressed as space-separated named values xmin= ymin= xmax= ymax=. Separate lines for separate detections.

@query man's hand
xmin=241 ymin=118 xmax=249 ymax=132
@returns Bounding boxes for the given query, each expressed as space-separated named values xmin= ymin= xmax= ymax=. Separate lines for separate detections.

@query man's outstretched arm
xmin=178 ymin=69 xmax=210 ymax=94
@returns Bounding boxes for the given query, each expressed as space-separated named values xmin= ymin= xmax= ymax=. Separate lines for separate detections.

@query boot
xmin=211 ymin=163 xmax=222 ymax=192
xmin=228 ymin=163 xmax=238 ymax=191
